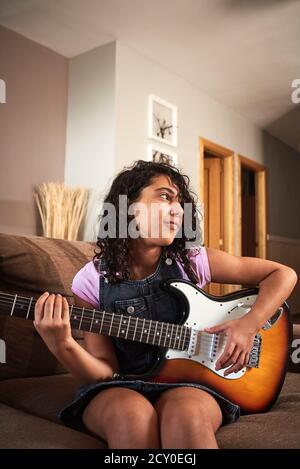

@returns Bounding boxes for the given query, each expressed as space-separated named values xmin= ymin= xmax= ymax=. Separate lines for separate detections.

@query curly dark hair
xmin=93 ymin=157 xmax=203 ymax=284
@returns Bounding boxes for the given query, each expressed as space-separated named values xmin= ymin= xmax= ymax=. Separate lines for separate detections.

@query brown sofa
xmin=0 ymin=232 xmax=299 ymax=449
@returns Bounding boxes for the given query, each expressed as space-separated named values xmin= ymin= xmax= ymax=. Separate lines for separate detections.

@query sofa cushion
xmin=0 ymin=402 xmax=104 ymax=448
xmin=0 ymin=373 xmax=78 ymax=423
xmin=217 ymin=372 xmax=300 ymax=448
xmin=0 ymin=233 xmax=96 ymax=379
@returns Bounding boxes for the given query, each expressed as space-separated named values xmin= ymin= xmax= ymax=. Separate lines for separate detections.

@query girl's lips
xmin=165 ymin=221 xmax=179 ymax=230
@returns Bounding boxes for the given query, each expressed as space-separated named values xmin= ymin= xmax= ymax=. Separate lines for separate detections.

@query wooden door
xmin=204 ymin=156 xmax=224 ymax=295
xmin=238 ymin=156 xmax=267 ymax=260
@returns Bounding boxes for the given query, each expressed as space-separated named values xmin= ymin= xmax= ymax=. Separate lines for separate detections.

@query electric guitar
xmin=0 ymin=278 xmax=292 ymax=414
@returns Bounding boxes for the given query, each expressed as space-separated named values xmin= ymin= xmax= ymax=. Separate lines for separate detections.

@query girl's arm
xmin=203 ymin=248 xmax=298 ymax=375
xmin=34 ymin=292 xmax=117 ymax=386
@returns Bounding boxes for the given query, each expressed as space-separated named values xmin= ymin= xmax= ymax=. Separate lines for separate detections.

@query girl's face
xmin=132 ymin=174 xmax=184 ymax=247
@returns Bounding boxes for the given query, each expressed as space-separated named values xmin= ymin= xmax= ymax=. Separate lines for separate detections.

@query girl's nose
xmin=170 ymin=203 xmax=183 ymax=217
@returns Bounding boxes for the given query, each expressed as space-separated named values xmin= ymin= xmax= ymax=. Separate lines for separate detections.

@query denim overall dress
xmin=58 ymin=253 xmax=240 ymax=433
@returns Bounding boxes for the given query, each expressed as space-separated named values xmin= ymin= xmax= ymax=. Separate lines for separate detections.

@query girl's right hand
xmin=34 ymin=292 xmax=74 ymax=355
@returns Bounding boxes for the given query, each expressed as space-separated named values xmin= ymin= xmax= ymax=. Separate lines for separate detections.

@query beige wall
xmin=263 ymin=131 xmax=300 ymax=239
xmin=0 ymin=26 xmax=68 ymax=236
xmin=267 ymin=235 xmax=300 ymax=315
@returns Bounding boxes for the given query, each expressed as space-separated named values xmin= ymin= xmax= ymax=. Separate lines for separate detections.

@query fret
xmin=26 ymin=297 xmax=33 ymax=320
xmin=170 ymin=324 xmax=175 ymax=348
xmin=10 ymin=294 xmax=17 ymax=316
xmin=108 ymin=313 xmax=115 ymax=336
xmin=175 ymin=325 xmax=180 ymax=349
xmin=90 ymin=309 xmax=95 ymax=332
xmin=146 ymin=320 xmax=152 ymax=343
xmin=143 ymin=320 xmax=148 ymax=338
xmin=70 ymin=304 xmax=74 ymax=320
xmin=159 ymin=322 xmax=164 ymax=346
xmin=133 ymin=317 xmax=138 ymax=341
xmin=100 ymin=310 xmax=104 ymax=333
xmin=176 ymin=324 xmax=181 ymax=350
xmin=163 ymin=323 xmax=169 ymax=347
xmin=182 ymin=326 xmax=187 ymax=350
xmin=140 ymin=318 xmax=146 ymax=341
xmin=121 ymin=318 xmax=128 ymax=337
xmin=152 ymin=320 xmax=158 ymax=345
xmin=79 ymin=307 xmax=84 ymax=330
xmin=125 ymin=316 xmax=131 ymax=339
xmin=185 ymin=327 xmax=190 ymax=350
xmin=157 ymin=322 xmax=164 ymax=346
xmin=117 ymin=315 xmax=122 ymax=337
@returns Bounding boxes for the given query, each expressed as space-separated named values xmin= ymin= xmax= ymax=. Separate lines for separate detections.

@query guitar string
xmin=0 ymin=296 xmax=224 ymax=354
xmin=0 ymin=296 xmax=221 ymax=350
xmin=0 ymin=296 xmax=235 ymax=356
xmin=0 ymin=294 xmax=191 ymax=342
xmin=0 ymin=294 xmax=226 ymax=346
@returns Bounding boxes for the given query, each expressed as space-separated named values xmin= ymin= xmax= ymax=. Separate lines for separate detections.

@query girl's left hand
xmin=203 ymin=316 xmax=260 ymax=376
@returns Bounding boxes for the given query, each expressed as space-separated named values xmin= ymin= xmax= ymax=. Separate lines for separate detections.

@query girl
xmin=34 ymin=159 xmax=297 ymax=449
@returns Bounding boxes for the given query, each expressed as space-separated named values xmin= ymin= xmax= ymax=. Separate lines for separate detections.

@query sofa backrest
xmin=0 ymin=233 xmax=96 ymax=380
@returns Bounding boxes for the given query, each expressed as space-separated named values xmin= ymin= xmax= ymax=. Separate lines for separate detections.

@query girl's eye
xmin=160 ymin=193 xmax=170 ymax=200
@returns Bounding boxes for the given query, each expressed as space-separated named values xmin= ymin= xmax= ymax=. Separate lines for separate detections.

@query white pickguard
xmin=164 ymin=281 xmax=258 ymax=380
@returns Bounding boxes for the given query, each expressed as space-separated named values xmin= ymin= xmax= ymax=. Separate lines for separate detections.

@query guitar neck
xmin=0 ymin=292 xmax=190 ymax=352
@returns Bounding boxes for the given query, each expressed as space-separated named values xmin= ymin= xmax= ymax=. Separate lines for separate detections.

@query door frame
xmin=199 ymin=137 xmax=235 ymax=255
xmin=237 ymin=155 xmax=267 ymax=259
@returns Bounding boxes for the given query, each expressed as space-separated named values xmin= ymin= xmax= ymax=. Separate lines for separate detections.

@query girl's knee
xmin=83 ymin=387 xmax=159 ymax=441
xmin=155 ymin=389 xmax=222 ymax=432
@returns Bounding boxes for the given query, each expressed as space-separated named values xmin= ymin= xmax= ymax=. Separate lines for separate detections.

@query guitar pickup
xmin=208 ymin=334 xmax=220 ymax=360
xmin=187 ymin=327 xmax=202 ymax=357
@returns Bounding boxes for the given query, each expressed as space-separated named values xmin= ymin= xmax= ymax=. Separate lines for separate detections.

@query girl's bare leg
xmin=82 ymin=387 xmax=160 ymax=449
xmin=154 ymin=387 xmax=223 ymax=449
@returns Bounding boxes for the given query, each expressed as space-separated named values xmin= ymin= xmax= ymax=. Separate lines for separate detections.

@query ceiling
xmin=1 ymin=0 xmax=300 ymax=152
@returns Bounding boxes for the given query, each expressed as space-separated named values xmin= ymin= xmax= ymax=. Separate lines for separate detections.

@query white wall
xmin=65 ymin=41 xmax=116 ymax=241
xmin=114 ymin=41 xmax=264 ymax=198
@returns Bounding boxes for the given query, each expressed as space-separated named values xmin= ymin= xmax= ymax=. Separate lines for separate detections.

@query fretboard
xmin=0 ymin=292 xmax=190 ymax=351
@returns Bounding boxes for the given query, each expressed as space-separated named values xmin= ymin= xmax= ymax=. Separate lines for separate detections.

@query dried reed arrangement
xmin=33 ymin=182 xmax=89 ymax=240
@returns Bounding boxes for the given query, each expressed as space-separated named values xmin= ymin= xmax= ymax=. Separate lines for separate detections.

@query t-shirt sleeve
xmin=189 ymin=246 xmax=211 ymax=288
xmin=71 ymin=261 xmax=100 ymax=309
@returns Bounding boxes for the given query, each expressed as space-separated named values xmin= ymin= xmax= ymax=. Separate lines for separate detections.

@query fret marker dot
xmin=95 ymin=320 xmax=99 ymax=324
xmin=74 ymin=316 xmax=77 ymax=319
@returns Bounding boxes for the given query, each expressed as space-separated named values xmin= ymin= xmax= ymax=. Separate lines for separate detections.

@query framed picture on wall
xmin=147 ymin=143 xmax=178 ymax=166
xmin=148 ymin=94 xmax=178 ymax=147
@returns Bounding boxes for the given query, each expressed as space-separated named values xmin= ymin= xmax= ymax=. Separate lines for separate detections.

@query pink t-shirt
xmin=71 ymin=247 xmax=211 ymax=308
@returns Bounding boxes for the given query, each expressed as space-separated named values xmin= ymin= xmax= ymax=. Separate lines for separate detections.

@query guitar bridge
xmin=247 ymin=333 xmax=262 ymax=368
